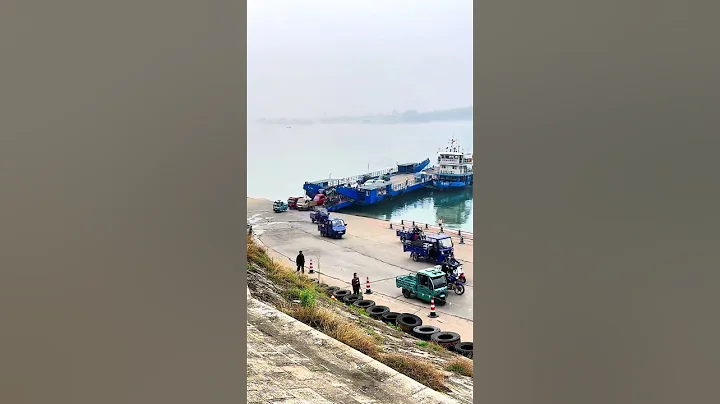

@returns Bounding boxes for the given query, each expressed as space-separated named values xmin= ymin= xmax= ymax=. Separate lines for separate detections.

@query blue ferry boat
xmin=303 ymin=159 xmax=432 ymax=212
xmin=430 ymin=138 xmax=473 ymax=189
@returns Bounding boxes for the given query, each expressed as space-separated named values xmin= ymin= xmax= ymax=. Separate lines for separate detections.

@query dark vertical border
xmin=0 ymin=1 xmax=247 ymax=403
xmin=239 ymin=2 xmax=249 ymax=403
xmin=476 ymin=1 xmax=720 ymax=404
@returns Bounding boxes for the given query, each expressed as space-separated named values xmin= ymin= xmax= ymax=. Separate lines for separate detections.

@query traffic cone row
xmin=308 ymin=259 xmax=314 ymax=274
xmin=365 ymin=277 xmax=372 ymax=294
xmin=428 ymin=297 xmax=438 ymax=318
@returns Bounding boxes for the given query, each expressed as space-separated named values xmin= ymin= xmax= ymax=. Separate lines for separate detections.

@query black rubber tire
xmin=352 ymin=300 xmax=376 ymax=310
xmin=454 ymin=342 xmax=473 ymax=359
xmin=430 ymin=331 xmax=461 ymax=350
xmin=453 ymin=283 xmax=465 ymax=295
xmin=435 ymin=298 xmax=447 ymax=306
xmin=396 ymin=313 xmax=423 ymax=333
xmin=343 ymin=294 xmax=363 ymax=305
xmin=412 ymin=325 xmax=441 ymax=341
xmin=411 ymin=253 xmax=419 ymax=262
xmin=325 ymin=286 xmax=340 ymax=295
xmin=402 ymin=288 xmax=412 ymax=298
xmin=332 ymin=289 xmax=351 ymax=299
xmin=367 ymin=305 xmax=389 ymax=319
xmin=380 ymin=312 xmax=400 ymax=325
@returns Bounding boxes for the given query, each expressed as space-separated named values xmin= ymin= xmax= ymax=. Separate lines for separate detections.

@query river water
xmin=247 ymin=121 xmax=474 ymax=232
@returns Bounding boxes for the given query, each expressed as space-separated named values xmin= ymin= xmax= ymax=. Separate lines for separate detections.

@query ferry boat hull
xmin=430 ymin=138 xmax=473 ymax=190
xmin=302 ymin=159 xmax=432 ymax=212
xmin=432 ymin=173 xmax=474 ymax=189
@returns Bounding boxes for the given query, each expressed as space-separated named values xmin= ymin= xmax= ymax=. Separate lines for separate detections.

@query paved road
xmin=248 ymin=201 xmax=474 ymax=322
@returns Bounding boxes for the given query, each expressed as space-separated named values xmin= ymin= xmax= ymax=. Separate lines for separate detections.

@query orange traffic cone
xmin=331 ymin=295 xmax=337 ymax=301
xmin=308 ymin=259 xmax=314 ymax=274
xmin=365 ymin=277 xmax=372 ymax=294
xmin=428 ymin=297 xmax=438 ymax=318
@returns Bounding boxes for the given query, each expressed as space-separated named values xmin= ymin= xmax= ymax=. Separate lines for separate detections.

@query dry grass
xmin=445 ymin=358 xmax=474 ymax=378
xmin=378 ymin=353 xmax=449 ymax=392
xmin=416 ymin=341 xmax=449 ymax=354
xmin=247 ymin=236 xmax=452 ymax=391
xmin=287 ymin=305 xmax=379 ymax=357
xmin=247 ymin=236 xmax=327 ymax=299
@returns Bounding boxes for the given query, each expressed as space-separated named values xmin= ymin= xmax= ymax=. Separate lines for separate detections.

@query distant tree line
xmin=257 ymin=106 xmax=473 ymax=125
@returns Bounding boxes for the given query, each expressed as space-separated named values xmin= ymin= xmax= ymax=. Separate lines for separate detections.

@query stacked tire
xmin=454 ymin=342 xmax=473 ymax=359
xmin=352 ymin=300 xmax=376 ymax=310
xmin=343 ymin=294 xmax=363 ymax=305
xmin=430 ymin=331 xmax=461 ymax=351
xmin=366 ymin=305 xmax=389 ymax=319
xmin=396 ymin=313 xmax=423 ymax=333
xmin=412 ymin=325 xmax=441 ymax=341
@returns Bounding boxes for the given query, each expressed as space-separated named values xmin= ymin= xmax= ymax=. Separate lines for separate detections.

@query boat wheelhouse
xmin=432 ymin=138 xmax=473 ymax=189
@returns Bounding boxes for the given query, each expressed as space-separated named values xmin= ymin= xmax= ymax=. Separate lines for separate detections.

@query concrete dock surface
xmin=247 ymin=198 xmax=474 ymax=342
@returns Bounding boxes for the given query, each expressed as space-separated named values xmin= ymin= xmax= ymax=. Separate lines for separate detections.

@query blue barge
xmin=301 ymin=138 xmax=472 ymax=212
xmin=303 ymin=159 xmax=432 ymax=212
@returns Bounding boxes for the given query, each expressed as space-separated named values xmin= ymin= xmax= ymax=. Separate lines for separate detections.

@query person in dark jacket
xmin=351 ymin=273 xmax=361 ymax=295
xmin=296 ymin=251 xmax=305 ymax=273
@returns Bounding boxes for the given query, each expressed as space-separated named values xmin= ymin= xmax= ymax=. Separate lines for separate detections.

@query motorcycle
xmin=443 ymin=257 xmax=466 ymax=284
xmin=446 ymin=272 xmax=466 ymax=295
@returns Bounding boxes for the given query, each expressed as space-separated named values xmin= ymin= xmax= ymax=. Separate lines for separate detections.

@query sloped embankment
xmin=247 ymin=236 xmax=473 ymax=403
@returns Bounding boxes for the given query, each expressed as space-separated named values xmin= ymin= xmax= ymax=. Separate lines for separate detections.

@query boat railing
xmin=391 ymin=176 xmax=431 ymax=191
xmin=329 ymin=167 xmax=398 ymax=188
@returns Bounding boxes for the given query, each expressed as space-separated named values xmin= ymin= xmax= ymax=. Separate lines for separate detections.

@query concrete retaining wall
xmin=246 ymin=289 xmax=460 ymax=404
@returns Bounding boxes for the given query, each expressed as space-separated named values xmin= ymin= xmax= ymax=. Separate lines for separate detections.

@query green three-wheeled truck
xmin=395 ymin=267 xmax=449 ymax=305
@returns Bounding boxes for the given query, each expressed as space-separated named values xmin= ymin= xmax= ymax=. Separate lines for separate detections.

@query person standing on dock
xmin=438 ymin=218 xmax=443 ymax=227
xmin=351 ymin=273 xmax=361 ymax=295
xmin=296 ymin=250 xmax=305 ymax=274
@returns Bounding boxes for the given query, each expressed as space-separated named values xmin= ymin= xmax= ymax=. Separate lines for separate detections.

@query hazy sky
xmin=247 ymin=0 xmax=473 ymax=119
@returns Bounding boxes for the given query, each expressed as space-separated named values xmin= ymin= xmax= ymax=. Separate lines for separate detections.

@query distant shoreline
xmin=256 ymin=106 xmax=473 ymax=126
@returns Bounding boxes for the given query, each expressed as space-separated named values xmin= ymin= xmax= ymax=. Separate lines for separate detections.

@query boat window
xmin=438 ymin=238 xmax=453 ymax=249
xmin=418 ymin=274 xmax=429 ymax=288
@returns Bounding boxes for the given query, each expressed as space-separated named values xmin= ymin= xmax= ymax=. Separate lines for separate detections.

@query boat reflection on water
xmin=342 ymin=188 xmax=473 ymax=232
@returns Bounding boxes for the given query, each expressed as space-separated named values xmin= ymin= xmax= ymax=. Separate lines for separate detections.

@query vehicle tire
xmin=396 ymin=313 xmax=423 ymax=333
xmin=411 ymin=253 xmax=419 ymax=262
xmin=430 ymin=331 xmax=461 ymax=350
xmin=454 ymin=342 xmax=473 ymax=359
xmin=454 ymin=284 xmax=465 ymax=295
xmin=343 ymin=294 xmax=363 ymax=305
xmin=332 ymin=289 xmax=351 ymax=300
xmin=460 ymin=278 xmax=466 ymax=284
xmin=435 ymin=298 xmax=447 ymax=306
xmin=352 ymin=300 xmax=376 ymax=310
xmin=401 ymin=288 xmax=412 ymax=299
xmin=325 ymin=286 xmax=340 ymax=296
xmin=367 ymin=305 xmax=389 ymax=319
xmin=381 ymin=312 xmax=400 ymax=325
xmin=412 ymin=325 xmax=441 ymax=341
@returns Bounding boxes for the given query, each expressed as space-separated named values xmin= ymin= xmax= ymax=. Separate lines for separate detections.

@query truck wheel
xmin=454 ymin=284 xmax=465 ymax=295
xmin=402 ymin=288 xmax=412 ymax=298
